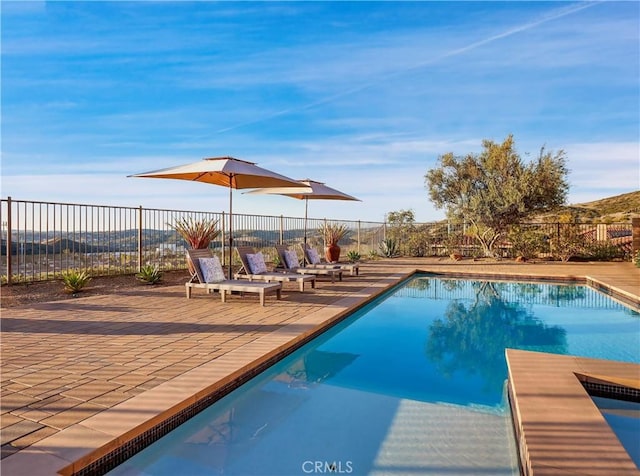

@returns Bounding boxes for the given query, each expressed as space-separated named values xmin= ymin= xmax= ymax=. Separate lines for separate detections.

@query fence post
xmin=137 ymin=206 xmax=143 ymax=272
xmin=6 ymin=196 xmax=12 ymax=285
xmin=632 ymin=217 xmax=640 ymax=260
xmin=221 ymin=211 xmax=226 ymax=267
xmin=279 ymin=215 xmax=284 ymax=244
xmin=357 ymin=220 xmax=361 ymax=253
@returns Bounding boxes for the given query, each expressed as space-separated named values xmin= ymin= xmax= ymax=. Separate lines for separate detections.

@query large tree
xmin=425 ymin=135 xmax=568 ymax=256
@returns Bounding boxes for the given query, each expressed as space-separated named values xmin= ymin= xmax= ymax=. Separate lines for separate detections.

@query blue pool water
xmin=592 ymin=396 xmax=640 ymax=467
xmin=109 ymin=277 xmax=640 ymax=476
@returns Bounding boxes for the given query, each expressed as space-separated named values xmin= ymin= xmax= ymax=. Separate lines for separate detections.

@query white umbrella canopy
xmin=246 ymin=179 xmax=361 ymax=260
xmin=130 ymin=157 xmax=307 ymax=278
xmin=248 ymin=179 xmax=359 ymax=202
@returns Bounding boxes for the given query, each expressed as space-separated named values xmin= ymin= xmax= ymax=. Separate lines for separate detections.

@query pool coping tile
xmin=506 ymin=349 xmax=640 ymax=476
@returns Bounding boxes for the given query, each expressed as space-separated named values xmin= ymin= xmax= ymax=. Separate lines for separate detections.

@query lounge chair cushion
xmin=284 ymin=249 xmax=299 ymax=269
xmin=199 ymin=256 xmax=226 ymax=283
xmin=246 ymin=252 xmax=268 ymax=274
xmin=307 ymin=247 xmax=321 ymax=264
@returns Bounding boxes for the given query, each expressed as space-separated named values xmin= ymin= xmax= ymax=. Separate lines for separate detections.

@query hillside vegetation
xmin=533 ymin=190 xmax=640 ymax=223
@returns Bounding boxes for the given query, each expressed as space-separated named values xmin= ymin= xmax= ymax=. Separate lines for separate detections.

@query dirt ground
xmin=0 ymin=269 xmax=191 ymax=308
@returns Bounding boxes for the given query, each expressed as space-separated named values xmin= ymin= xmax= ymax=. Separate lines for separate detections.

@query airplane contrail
xmin=216 ymin=1 xmax=599 ymax=134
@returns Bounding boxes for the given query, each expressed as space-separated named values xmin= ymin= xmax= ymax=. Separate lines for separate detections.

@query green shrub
xmin=583 ymin=242 xmax=624 ymax=261
xmin=60 ymin=270 xmax=91 ymax=293
xmin=136 ymin=265 xmax=163 ymax=284
xmin=346 ymin=251 xmax=361 ymax=263
xmin=443 ymin=231 xmax=464 ymax=256
xmin=550 ymin=223 xmax=586 ymax=262
xmin=508 ymin=225 xmax=546 ymax=259
xmin=367 ymin=250 xmax=379 ymax=260
xmin=404 ymin=225 xmax=433 ymax=257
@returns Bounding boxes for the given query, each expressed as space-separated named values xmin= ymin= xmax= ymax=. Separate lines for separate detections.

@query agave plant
xmin=136 ymin=264 xmax=163 ymax=285
xmin=379 ymin=238 xmax=399 ymax=258
xmin=169 ymin=217 xmax=220 ymax=249
xmin=318 ymin=222 xmax=350 ymax=246
xmin=346 ymin=250 xmax=361 ymax=263
xmin=60 ymin=269 xmax=91 ymax=293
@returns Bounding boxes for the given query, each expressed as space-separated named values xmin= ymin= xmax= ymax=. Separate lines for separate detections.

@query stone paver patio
xmin=1 ymin=258 xmax=638 ymax=475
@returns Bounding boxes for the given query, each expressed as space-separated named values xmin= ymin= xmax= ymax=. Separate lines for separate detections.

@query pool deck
xmin=1 ymin=258 xmax=639 ymax=475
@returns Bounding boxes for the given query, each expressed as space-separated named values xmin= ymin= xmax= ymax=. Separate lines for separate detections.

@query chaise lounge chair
xmin=301 ymin=243 xmax=360 ymax=276
xmin=235 ymin=246 xmax=316 ymax=292
xmin=274 ymin=245 xmax=343 ymax=283
xmin=186 ymin=249 xmax=281 ymax=306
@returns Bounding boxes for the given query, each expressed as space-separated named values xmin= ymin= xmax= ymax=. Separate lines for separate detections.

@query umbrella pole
xmin=303 ymin=197 xmax=308 ymax=265
xmin=228 ymin=175 xmax=233 ymax=280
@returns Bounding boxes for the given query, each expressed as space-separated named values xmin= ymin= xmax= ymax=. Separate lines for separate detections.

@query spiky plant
xmin=136 ymin=264 xmax=163 ymax=285
xmin=318 ymin=223 xmax=350 ymax=246
xmin=346 ymin=250 xmax=361 ymax=263
xmin=379 ymin=238 xmax=399 ymax=258
xmin=60 ymin=270 xmax=91 ymax=293
xmin=169 ymin=217 xmax=220 ymax=249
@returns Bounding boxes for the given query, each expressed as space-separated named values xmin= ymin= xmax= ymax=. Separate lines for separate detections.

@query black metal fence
xmin=0 ymin=197 xmax=385 ymax=283
xmin=1 ymin=197 xmax=633 ymax=284
xmin=383 ymin=220 xmax=633 ymax=261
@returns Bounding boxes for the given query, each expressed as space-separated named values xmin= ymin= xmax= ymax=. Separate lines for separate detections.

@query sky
xmin=1 ymin=1 xmax=639 ymax=223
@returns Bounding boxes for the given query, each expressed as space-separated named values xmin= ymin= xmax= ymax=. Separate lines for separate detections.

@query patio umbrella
xmin=246 ymin=179 xmax=360 ymax=261
xmin=130 ymin=157 xmax=307 ymax=279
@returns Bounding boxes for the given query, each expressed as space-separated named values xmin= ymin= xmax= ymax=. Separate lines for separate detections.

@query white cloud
xmin=564 ymin=142 xmax=639 ymax=163
xmin=0 ymin=167 xmax=445 ymax=224
xmin=564 ymin=141 xmax=639 ymax=190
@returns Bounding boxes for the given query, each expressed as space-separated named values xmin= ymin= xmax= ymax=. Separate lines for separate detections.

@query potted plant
xmin=318 ymin=222 xmax=350 ymax=262
xmin=169 ymin=217 xmax=220 ymax=273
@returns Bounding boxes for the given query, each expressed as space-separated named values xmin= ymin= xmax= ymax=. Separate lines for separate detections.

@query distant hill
xmin=533 ymin=191 xmax=640 ymax=223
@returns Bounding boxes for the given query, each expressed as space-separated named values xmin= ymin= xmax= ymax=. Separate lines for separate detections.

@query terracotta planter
xmin=325 ymin=244 xmax=341 ymax=263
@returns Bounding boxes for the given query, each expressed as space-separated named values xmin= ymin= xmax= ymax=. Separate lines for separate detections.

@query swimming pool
xmin=108 ymin=276 xmax=640 ymax=475
xmin=591 ymin=396 xmax=640 ymax=467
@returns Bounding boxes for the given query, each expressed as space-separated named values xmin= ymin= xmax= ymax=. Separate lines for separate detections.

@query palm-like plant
xmin=169 ymin=217 xmax=220 ymax=249
xmin=318 ymin=222 xmax=350 ymax=246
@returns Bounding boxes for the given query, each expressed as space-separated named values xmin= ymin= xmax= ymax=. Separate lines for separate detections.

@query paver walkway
xmin=1 ymin=258 xmax=638 ymax=475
